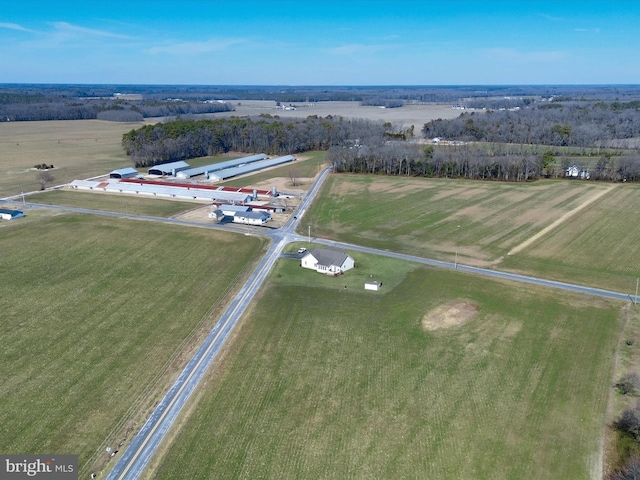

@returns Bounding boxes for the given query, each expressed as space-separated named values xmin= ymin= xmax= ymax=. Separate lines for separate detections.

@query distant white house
xmin=301 ymin=248 xmax=355 ymax=275
xmin=565 ymin=164 xmax=590 ymax=179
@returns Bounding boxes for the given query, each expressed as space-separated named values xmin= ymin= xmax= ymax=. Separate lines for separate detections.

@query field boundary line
xmin=507 ymin=184 xmax=618 ymax=256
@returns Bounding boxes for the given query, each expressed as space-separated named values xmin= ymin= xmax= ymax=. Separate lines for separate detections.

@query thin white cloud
xmin=324 ymin=43 xmax=389 ymax=55
xmin=575 ymin=27 xmax=600 ymax=34
xmin=50 ymin=21 xmax=132 ymax=39
xmin=538 ymin=13 xmax=563 ymax=22
xmin=0 ymin=22 xmax=35 ymax=33
xmin=481 ymin=47 xmax=566 ymax=62
xmin=146 ymin=38 xmax=248 ymax=55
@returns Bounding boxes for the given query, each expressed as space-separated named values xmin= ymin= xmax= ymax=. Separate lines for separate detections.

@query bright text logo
xmin=0 ymin=455 xmax=77 ymax=479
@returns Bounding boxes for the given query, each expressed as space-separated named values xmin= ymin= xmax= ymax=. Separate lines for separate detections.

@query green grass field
xmin=0 ymin=213 xmax=265 ymax=477
xmin=0 ymin=119 xmax=142 ymax=197
xmin=1 ymin=116 xmax=634 ymax=479
xmin=24 ymin=189 xmax=197 ymax=217
xmin=303 ymin=174 xmax=640 ymax=292
xmin=150 ymin=255 xmax=622 ymax=479
xmin=501 ymin=184 xmax=640 ymax=293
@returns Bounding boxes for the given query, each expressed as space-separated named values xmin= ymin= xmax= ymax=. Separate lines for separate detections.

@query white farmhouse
xmin=233 ymin=210 xmax=271 ymax=225
xmin=301 ymin=248 xmax=355 ymax=275
xmin=565 ymin=164 xmax=580 ymax=177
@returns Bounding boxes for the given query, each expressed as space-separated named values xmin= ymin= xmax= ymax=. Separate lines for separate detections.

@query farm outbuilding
xmin=208 ymin=209 xmax=224 ymax=222
xmin=109 ymin=167 xmax=139 ymax=179
xmin=176 ymin=154 xmax=268 ymax=179
xmin=68 ymin=179 xmax=252 ymax=203
xmin=220 ymin=204 xmax=251 ymax=216
xmin=0 ymin=208 xmax=25 ymax=220
xmin=148 ymin=161 xmax=191 ymax=176
xmin=207 ymin=155 xmax=296 ymax=182
xmin=365 ymin=281 xmax=381 ymax=291
xmin=301 ymin=248 xmax=355 ymax=275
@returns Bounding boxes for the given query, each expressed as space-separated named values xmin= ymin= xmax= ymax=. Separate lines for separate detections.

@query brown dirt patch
xmin=421 ymin=301 xmax=479 ymax=331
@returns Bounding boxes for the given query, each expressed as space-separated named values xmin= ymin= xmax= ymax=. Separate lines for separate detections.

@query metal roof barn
xmin=148 ymin=161 xmax=191 ymax=176
xmin=175 ymin=153 xmax=268 ymax=179
xmin=109 ymin=167 xmax=139 ymax=179
xmin=207 ymin=155 xmax=295 ymax=182
xmin=68 ymin=180 xmax=252 ymax=203
xmin=0 ymin=208 xmax=25 ymax=220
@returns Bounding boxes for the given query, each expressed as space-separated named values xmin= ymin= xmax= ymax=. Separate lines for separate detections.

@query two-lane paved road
xmin=5 ymin=165 xmax=633 ymax=479
xmin=105 ymin=166 xmax=333 ymax=479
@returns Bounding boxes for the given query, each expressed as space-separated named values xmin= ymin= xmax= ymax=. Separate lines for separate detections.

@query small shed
xmin=208 ymin=209 xmax=224 ymax=222
xmin=109 ymin=167 xmax=139 ymax=179
xmin=0 ymin=208 xmax=25 ymax=220
xmin=364 ymin=281 xmax=381 ymax=291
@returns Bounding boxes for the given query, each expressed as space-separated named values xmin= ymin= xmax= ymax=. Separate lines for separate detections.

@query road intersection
xmin=4 ymin=167 xmax=634 ymax=478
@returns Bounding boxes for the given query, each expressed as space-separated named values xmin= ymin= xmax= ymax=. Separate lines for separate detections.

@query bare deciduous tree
xmin=617 ymin=373 xmax=640 ymax=396
xmin=36 ymin=171 xmax=55 ymax=190
xmin=288 ymin=168 xmax=301 ymax=187
xmin=610 ymin=456 xmax=640 ymax=480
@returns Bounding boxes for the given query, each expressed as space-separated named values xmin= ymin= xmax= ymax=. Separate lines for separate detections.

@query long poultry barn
xmin=175 ymin=153 xmax=268 ymax=179
xmin=207 ymin=155 xmax=295 ymax=181
xmin=68 ymin=180 xmax=253 ymax=203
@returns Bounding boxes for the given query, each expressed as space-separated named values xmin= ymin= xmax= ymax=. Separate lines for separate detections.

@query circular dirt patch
xmin=421 ymin=301 xmax=479 ymax=331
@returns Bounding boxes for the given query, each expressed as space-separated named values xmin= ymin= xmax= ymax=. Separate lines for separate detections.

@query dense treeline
xmin=122 ymin=116 xmax=390 ymax=167
xmin=422 ymin=100 xmax=640 ymax=149
xmin=329 ymin=142 xmax=640 ymax=182
xmin=360 ymin=97 xmax=404 ymax=108
xmin=329 ymin=143 xmax=542 ymax=181
xmin=0 ymin=97 xmax=232 ymax=122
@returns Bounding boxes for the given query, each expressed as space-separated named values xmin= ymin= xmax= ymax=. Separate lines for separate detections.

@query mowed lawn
xmin=305 ymin=174 xmax=639 ymax=292
xmin=0 ymin=119 xmax=142 ymax=197
xmin=0 ymin=214 xmax=264 ymax=476
xmin=150 ymin=257 xmax=621 ymax=480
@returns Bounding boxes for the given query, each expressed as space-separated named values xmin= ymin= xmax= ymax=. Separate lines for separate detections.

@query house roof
xmin=307 ymin=248 xmax=351 ymax=267
xmin=236 ymin=210 xmax=270 ymax=219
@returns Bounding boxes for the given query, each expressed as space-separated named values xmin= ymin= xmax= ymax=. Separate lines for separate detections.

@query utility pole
xmin=635 ymin=278 xmax=639 ymax=305
xmin=455 ymin=225 xmax=460 ymax=269
xmin=21 ymin=191 xmax=25 ymax=206
xmin=308 ymin=224 xmax=311 ymax=244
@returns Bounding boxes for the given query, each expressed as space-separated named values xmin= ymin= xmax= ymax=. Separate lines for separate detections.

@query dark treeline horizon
xmin=2 ymin=84 xmax=640 ymax=122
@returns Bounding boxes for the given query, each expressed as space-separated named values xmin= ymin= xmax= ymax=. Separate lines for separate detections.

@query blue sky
xmin=1 ymin=0 xmax=638 ymax=85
